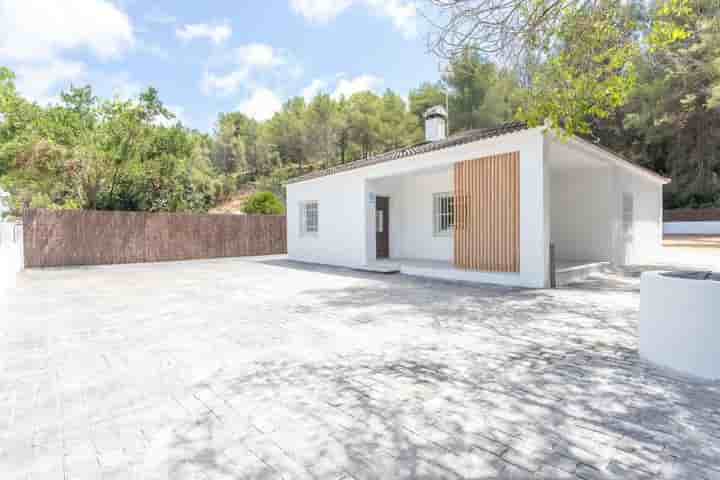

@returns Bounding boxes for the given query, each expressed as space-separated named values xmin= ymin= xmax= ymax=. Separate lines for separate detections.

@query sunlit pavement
xmin=2 ymin=257 xmax=719 ymax=479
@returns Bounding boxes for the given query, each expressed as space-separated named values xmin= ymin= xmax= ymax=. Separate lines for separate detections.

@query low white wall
xmin=0 ymin=223 xmax=24 ymax=293
xmin=664 ymin=221 xmax=720 ymax=235
xmin=640 ymin=271 xmax=720 ymax=380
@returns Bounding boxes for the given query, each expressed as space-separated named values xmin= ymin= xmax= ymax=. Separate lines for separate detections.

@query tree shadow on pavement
xmin=167 ymin=260 xmax=720 ymax=479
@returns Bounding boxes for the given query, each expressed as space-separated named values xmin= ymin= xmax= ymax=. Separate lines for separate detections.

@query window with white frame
xmin=433 ymin=193 xmax=454 ymax=236
xmin=300 ymin=201 xmax=319 ymax=236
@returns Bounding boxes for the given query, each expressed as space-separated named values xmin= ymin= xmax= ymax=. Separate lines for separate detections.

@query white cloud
xmin=235 ymin=43 xmax=284 ymax=69
xmin=238 ymin=88 xmax=283 ymax=121
xmin=302 ymin=79 xmax=327 ymax=102
xmin=332 ymin=74 xmax=383 ymax=99
xmin=202 ymin=69 xmax=249 ymax=96
xmin=176 ymin=22 xmax=232 ymax=45
xmin=0 ymin=0 xmax=134 ymax=61
xmin=0 ymin=0 xmax=134 ymax=103
xmin=202 ymin=44 xmax=286 ymax=96
xmin=13 ymin=60 xmax=88 ymax=104
xmin=366 ymin=0 xmax=417 ymax=38
xmin=289 ymin=0 xmax=353 ymax=23
xmin=290 ymin=0 xmax=417 ymax=37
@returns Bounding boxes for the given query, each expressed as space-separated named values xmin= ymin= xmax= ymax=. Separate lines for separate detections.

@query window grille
xmin=433 ymin=193 xmax=454 ymax=236
xmin=301 ymin=201 xmax=318 ymax=235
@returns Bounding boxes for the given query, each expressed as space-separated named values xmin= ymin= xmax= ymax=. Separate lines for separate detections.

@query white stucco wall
xmin=550 ymin=167 xmax=613 ymax=262
xmin=287 ymin=128 xmax=550 ymax=288
xmin=369 ymin=169 xmax=454 ymax=262
xmin=286 ymin=174 xmax=367 ymax=267
xmin=546 ymin=135 xmax=665 ymax=266
xmin=611 ymin=165 xmax=664 ymax=265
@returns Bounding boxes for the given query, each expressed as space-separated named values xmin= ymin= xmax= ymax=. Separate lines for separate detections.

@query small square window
xmin=301 ymin=201 xmax=318 ymax=236
xmin=433 ymin=193 xmax=454 ymax=236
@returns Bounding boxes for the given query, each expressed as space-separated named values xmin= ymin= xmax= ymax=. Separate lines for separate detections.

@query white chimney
xmin=424 ymin=105 xmax=448 ymax=142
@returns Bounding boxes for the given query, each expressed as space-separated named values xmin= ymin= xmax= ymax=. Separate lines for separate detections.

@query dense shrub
xmin=241 ymin=191 xmax=285 ymax=215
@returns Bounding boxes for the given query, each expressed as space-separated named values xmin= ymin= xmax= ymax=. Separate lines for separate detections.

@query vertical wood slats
xmin=454 ymin=151 xmax=520 ymax=273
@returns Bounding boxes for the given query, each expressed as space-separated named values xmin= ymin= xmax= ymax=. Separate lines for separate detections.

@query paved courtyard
xmin=2 ymin=258 xmax=720 ymax=479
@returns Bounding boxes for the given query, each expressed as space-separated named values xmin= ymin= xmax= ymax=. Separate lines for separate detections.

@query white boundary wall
xmin=0 ymin=222 xmax=24 ymax=292
xmin=664 ymin=221 xmax=720 ymax=235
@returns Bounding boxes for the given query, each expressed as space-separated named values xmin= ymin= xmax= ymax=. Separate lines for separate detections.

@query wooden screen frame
xmin=454 ymin=152 xmax=520 ymax=273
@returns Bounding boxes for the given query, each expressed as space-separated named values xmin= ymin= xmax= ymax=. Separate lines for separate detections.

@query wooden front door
xmin=376 ymin=196 xmax=390 ymax=259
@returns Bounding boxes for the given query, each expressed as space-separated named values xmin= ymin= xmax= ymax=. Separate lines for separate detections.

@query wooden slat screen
xmin=454 ymin=152 xmax=520 ymax=272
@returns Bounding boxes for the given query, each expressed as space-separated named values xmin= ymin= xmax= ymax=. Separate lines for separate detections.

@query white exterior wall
xmin=287 ymin=128 xmax=550 ymax=288
xmin=550 ymin=167 xmax=613 ymax=261
xmin=369 ymin=169 xmax=454 ymax=261
xmin=611 ymin=165 xmax=664 ymax=265
xmin=286 ymin=174 xmax=368 ymax=267
xmin=546 ymin=135 xmax=665 ymax=266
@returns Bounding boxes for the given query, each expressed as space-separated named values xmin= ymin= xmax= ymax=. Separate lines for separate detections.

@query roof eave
xmin=286 ymin=122 xmax=531 ymax=185
xmin=560 ymin=134 xmax=672 ymax=185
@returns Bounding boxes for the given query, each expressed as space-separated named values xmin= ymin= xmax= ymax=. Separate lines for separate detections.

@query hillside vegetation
xmin=1 ymin=0 xmax=719 ymax=216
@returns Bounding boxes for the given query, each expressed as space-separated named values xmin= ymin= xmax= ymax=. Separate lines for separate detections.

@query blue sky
xmin=0 ymin=0 xmax=443 ymax=132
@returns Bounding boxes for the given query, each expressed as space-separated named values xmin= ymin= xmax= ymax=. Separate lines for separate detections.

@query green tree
xmin=517 ymin=4 xmax=639 ymax=136
xmin=241 ymin=191 xmax=285 ymax=215
xmin=409 ymin=82 xmax=446 ymax=125
xmin=409 ymin=54 xmax=519 ymax=135
xmin=305 ymin=93 xmax=339 ymax=168
xmin=378 ymin=90 xmax=422 ymax=149
xmin=0 ymin=76 xmax=224 ymax=214
xmin=593 ymin=0 xmax=720 ymax=207
xmin=267 ymin=97 xmax=308 ymax=171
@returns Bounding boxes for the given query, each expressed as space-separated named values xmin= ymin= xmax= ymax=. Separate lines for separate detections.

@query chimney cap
xmin=424 ymin=105 xmax=448 ymax=120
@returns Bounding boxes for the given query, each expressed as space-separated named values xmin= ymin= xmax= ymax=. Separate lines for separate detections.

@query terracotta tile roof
xmin=286 ymin=121 xmax=529 ymax=184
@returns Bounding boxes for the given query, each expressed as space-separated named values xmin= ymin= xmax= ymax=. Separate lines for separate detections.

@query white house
xmin=286 ymin=107 xmax=670 ymax=288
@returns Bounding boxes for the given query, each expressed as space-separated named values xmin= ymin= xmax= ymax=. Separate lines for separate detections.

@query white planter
xmin=640 ymin=271 xmax=720 ymax=380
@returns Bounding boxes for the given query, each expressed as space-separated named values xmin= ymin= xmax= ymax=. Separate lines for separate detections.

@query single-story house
xmin=285 ymin=107 xmax=670 ymax=288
